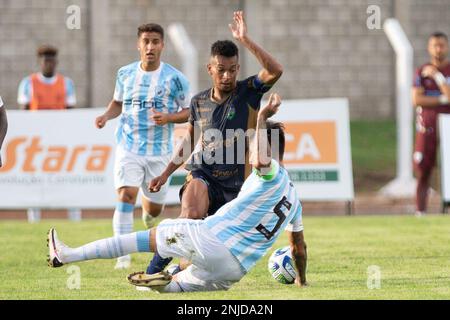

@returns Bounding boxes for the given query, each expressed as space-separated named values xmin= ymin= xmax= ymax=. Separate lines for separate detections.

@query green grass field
xmin=350 ymin=120 xmax=397 ymax=192
xmin=1 ymin=215 xmax=450 ymax=300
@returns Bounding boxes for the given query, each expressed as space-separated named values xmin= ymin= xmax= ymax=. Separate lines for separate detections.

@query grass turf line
xmin=1 ymin=215 xmax=450 ymax=300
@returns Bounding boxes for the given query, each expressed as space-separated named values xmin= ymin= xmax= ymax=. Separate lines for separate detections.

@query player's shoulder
xmin=162 ymin=62 xmax=189 ymax=83
xmin=19 ymin=75 xmax=32 ymax=84
xmin=117 ymin=61 xmax=139 ymax=76
xmin=162 ymin=62 xmax=182 ymax=76
xmin=238 ymin=75 xmax=258 ymax=87
xmin=191 ymin=88 xmax=210 ymax=103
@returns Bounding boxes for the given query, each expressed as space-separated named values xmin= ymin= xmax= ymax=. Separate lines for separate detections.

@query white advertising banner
xmin=439 ymin=114 xmax=450 ymax=203
xmin=0 ymin=100 xmax=354 ymax=209
xmin=271 ymin=98 xmax=354 ymax=201
xmin=0 ymin=109 xmax=118 ymax=208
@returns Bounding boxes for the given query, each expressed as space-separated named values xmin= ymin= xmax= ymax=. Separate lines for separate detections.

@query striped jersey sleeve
xmin=18 ymin=76 xmax=31 ymax=105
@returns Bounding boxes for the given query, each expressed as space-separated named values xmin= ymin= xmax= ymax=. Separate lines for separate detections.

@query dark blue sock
xmin=146 ymin=253 xmax=173 ymax=274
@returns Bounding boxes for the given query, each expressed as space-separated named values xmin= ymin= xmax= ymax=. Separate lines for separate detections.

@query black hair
xmin=138 ymin=23 xmax=164 ymax=39
xmin=211 ymin=40 xmax=239 ymax=58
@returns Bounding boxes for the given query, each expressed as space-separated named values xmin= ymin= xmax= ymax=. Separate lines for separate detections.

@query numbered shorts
xmin=155 ymin=219 xmax=246 ymax=292
xmin=114 ymin=147 xmax=171 ymax=204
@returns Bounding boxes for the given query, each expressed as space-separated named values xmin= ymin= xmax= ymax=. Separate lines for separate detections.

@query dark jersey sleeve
xmin=242 ymin=75 xmax=273 ymax=111
xmin=247 ymin=75 xmax=273 ymax=95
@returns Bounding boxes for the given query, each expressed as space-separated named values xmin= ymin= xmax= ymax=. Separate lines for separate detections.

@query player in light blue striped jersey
xmin=48 ymin=93 xmax=308 ymax=292
xmin=94 ymin=23 xmax=190 ymax=269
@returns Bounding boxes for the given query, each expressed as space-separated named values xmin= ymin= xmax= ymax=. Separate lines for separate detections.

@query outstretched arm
xmin=229 ymin=11 xmax=283 ymax=85
xmin=151 ymin=108 xmax=190 ymax=125
xmin=251 ymin=93 xmax=281 ymax=173
xmin=149 ymin=123 xmax=199 ymax=192
xmin=288 ymin=230 xmax=308 ymax=287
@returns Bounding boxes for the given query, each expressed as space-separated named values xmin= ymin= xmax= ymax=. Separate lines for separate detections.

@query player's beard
xmin=219 ymin=83 xmax=236 ymax=93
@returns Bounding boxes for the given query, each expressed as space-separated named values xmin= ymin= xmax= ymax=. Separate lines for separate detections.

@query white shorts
xmin=114 ymin=147 xmax=171 ymax=204
xmin=156 ymin=219 xmax=246 ymax=292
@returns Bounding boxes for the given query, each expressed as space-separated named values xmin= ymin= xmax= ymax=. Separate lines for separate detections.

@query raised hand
xmin=228 ymin=11 xmax=248 ymax=42
xmin=259 ymin=93 xmax=281 ymax=119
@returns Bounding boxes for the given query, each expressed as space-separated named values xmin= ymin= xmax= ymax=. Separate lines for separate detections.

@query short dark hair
xmin=266 ymin=121 xmax=285 ymax=161
xmin=430 ymin=31 xmax=448 ymax=42
xmin=137 ymin=23 xmax=164 ymax=39
xmin=37 ymin=45 xmax=58 ymax=57
xmin=211 ymin=40 xmax=239 ymax=58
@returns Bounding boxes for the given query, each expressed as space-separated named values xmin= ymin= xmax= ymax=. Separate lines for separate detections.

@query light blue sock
xmin=113 ymin=202 xmax=134 ymax=237
xmin=60 ymin=230 xmax=151 ymax=264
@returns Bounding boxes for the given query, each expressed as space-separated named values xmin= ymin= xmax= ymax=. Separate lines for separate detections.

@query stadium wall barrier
xmin=0 ymin=100 xmax=354 ymax=209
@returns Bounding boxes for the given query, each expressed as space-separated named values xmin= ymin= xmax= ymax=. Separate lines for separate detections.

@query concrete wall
xmin=0 ymin=0 xmax=449 ymax=119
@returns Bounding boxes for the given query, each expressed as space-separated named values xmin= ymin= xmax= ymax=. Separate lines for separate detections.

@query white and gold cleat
xmin=47 ymin=228 xmax=65 ymax=268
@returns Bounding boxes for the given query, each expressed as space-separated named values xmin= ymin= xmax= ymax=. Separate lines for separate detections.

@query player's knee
xmin=142 ymin=198 xmax=164 ymax=217
xmin=148 ymin=206 xmax=163 ymax=217
xmin=118 ymin=190 xmax=136 ymax=204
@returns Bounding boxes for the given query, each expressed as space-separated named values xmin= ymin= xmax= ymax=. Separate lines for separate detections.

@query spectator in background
xmin=412 ymin=32 xmax=450 ymax=217
xmin=17 ymin=45 xmax=80 ymax=222
xmin=0 ymin=95 xmax=8 ymax=167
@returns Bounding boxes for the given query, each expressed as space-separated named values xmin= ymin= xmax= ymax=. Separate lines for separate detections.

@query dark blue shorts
xmin=179 ymin=170 xmax=239 ymax=216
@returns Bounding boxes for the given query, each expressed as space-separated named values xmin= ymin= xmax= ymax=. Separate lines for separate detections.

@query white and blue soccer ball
xmin=268 ymin=246 xmax=297 ymax=284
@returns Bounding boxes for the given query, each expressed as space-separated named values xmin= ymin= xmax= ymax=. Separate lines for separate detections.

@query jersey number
xmin=256 ymin=196 xmax=292 ymax=240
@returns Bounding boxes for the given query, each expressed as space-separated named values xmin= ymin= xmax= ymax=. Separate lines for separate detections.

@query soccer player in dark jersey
xmin=412 ymin=31 xmax=450 ymax=217
xmin=146 ymin=11 xmax=283 ymax=274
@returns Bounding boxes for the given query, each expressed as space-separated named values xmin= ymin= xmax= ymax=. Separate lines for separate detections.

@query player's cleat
xmin=127 ymin=271 xmax=172 ymax=289
xmin=166 ymin=263 xmax=181 ymax=276
xmin=115 ymin=255 xmax=131 ymax=269
xmin=415 ymin=211 xmax=424 ymax=218
xmin=142 ymin=211 xmax=156 ymax=229
xmin=47 ymin=228 xmax=65 ymax=268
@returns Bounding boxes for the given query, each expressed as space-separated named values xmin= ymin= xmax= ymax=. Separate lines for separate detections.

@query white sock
xmin=60 ymin=230 xmax=151 ymax=264
xmin=113 ymin=202 xmax=134 ymax=237
xmin=27 ymin=208 xmax=41 ymax=223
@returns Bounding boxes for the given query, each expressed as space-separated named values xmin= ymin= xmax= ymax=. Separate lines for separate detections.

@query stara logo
xmin=0 ymin=136 xmax=112 ymax=173
xmin=283 ymin=121 xmax=337 ymax=164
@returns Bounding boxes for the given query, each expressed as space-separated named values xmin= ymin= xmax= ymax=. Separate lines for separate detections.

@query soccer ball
xmin=268 ymin=246 xmax=297 ymax=284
